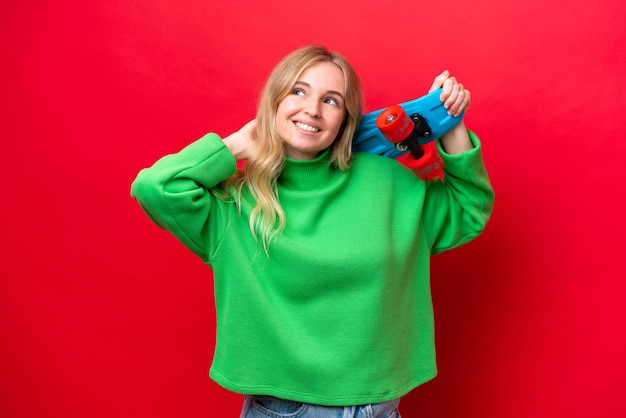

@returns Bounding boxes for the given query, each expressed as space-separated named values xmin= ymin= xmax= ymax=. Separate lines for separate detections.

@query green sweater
xmin=130 ymin=132 xmax=494 ymax=406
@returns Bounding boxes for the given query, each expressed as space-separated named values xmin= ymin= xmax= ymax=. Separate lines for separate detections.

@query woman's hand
xmin=429 ymin=70 xmax=473 ymax=154
xmin=222 ymin=119 xmax=258 ymax=161
xmin=429 ymin=70 xmax=471 ymax=118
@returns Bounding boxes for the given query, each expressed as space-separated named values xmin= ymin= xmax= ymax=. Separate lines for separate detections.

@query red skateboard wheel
xmin=375 ymin=105 xmax=414 ymax=144
xmin=397 ymin=141 xmax=444 ymax=181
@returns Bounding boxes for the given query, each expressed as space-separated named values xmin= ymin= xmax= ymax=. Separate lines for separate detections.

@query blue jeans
xmin=240 ymin=395 xmax=401 ymax=418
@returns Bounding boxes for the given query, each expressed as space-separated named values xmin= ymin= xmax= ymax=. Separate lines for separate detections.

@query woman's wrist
xmin=439 ymin=120 xmax=472 ymax=155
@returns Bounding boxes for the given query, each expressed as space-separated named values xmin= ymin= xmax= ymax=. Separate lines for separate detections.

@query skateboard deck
xmin=352 ymin=88 xmax=464 ymax=159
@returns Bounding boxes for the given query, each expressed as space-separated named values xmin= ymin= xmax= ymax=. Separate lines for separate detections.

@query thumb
xmin=428 ymin=70 xmax=450 ymax=93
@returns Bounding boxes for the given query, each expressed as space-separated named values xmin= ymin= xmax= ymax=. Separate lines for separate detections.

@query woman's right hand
xmin=222 ymin=119 xmax=258 ymax=161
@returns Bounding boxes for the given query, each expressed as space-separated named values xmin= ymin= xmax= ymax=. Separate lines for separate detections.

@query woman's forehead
xmin=296 ymin=61 xmax=345 ymax=94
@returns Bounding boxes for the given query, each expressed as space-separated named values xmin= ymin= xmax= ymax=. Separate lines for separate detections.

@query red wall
xmin=2 ymin=1 xmax=625 ymax=417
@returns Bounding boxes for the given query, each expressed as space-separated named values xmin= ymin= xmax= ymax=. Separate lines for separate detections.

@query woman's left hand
xmin=428 ymin=70 xmax=473 ymax=154
xmin=428 ymin=70 xmax=471 ymax=118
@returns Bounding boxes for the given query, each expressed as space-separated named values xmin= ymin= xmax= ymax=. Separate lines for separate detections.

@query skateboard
xmin=352 ymin=88 xmax=464 ymax=180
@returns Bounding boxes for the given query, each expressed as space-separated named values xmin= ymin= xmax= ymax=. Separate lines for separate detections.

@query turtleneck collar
xmin=278 ymin=148 xmax=342 ymax=191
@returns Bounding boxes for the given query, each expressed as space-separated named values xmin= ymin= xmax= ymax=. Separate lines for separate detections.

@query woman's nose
xmin=304 ymin=99 xmax=321 ymax=118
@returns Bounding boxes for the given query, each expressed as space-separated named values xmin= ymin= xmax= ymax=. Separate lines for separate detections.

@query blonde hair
xmin=226 ymin=45 xmax=363 ymax=253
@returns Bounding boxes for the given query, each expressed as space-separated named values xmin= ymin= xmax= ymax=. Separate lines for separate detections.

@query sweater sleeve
xmin=130 ymin=133 xmax=237 ymax=262
xmin=422 ymin=130 xmax=495 ymax=255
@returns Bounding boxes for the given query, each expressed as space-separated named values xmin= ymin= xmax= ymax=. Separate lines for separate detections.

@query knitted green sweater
xmin=131 ymin=132 xmax=494 ymax=405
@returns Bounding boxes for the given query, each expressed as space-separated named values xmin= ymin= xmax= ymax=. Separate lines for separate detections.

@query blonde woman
xmin=131 ymin=45 xmax=494 ymax=417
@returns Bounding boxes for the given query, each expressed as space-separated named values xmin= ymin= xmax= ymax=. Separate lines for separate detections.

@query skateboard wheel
xmin=375 ymin=105 xmax=414 ymax=144
xmin=398 ymin=141 xmax=444 ymax=181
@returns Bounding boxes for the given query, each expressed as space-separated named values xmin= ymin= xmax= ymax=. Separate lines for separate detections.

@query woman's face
xmin=275 ymin=61 xmax=346 ymax=160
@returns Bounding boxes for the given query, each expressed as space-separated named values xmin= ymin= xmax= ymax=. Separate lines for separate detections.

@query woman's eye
xmin=324 ymin=97 xmax=338 ymax=106
xmin=293 ymin=88 xmax=305 ymax=96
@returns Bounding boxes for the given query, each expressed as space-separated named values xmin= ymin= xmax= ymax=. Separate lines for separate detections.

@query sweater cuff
xmin=437 ymin=130 xmax=486 ymax=177
xmin=176 ymin=132 xmax=238 ymax=185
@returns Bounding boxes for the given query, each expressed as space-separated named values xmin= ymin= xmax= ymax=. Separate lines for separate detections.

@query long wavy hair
xmin=225 ymin=45 xmax=363 ymax=253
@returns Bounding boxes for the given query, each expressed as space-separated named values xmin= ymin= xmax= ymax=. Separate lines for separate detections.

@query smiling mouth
xmin=294 ymin=121 xmax=321 ymax=133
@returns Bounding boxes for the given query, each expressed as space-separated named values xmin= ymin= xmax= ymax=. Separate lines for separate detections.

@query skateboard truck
xmin=376 ymin=106 xmax=444 ymax=181
xmin=379 ymin=110 xmax=432 ymax=157
xmin=410 ymin=113 xmax=432 ymax=138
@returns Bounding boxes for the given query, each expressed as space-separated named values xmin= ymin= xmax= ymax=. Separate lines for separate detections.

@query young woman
xmin=131 ymin=45 xmax=494 ymax=417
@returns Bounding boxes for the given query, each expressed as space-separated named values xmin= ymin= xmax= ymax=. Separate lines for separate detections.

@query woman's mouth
xmin=294 ymin=121 xmax=321 ymax=133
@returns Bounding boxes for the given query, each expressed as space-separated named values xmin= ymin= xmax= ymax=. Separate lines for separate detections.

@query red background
xmin=2 ymin=1 xmax=625 ymax=417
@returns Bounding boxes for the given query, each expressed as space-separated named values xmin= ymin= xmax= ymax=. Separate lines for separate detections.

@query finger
xmin=460 ymin=88 xmax=471 ymax=115
xmin=428 ymin=70 xmax=450 ymax=93
xmin=451 ymin=87 xmax=471 ymax=117
xmin=449 ymin=84 xmax=465 ymax=115
xmin=442 ymin=77 xmax=459 ymax=110
xmin=243 ymin=119 xmax=258 ymax=139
